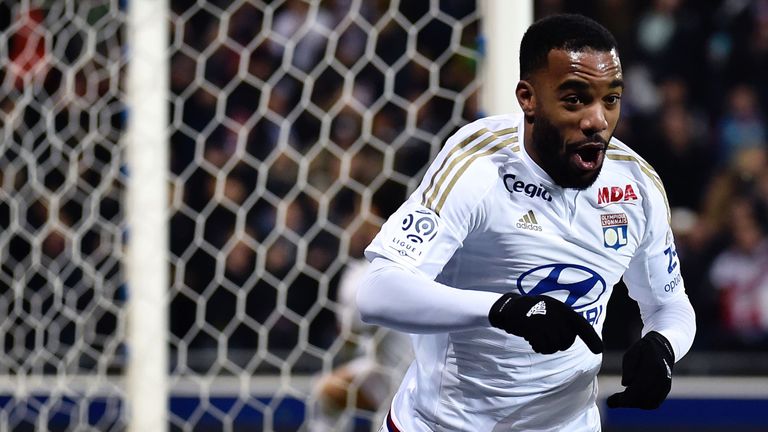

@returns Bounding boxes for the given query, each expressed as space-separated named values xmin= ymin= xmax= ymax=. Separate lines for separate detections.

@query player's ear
xmin=516 ymin=80 xmax=535 ymax=121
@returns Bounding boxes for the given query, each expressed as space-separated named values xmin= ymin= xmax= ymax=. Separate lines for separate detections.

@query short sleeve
xmin=365 ymin=120 xmax=515 ymax=279
xmin=364 ymin=201 xmax=465 ymax=279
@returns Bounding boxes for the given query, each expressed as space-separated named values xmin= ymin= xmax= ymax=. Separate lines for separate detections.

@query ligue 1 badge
xmin=387 ymin=207 xmax=440 ymax=262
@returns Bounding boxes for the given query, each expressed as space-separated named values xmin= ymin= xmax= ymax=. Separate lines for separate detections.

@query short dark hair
xmin=519 ymin=14 xmax=618 ymax=79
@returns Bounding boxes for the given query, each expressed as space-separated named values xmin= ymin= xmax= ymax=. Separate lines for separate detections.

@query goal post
xmin=125 ymin=0 xmax=169 ymax=431
xmin=479 ymin=0 xmax=532 ymax=115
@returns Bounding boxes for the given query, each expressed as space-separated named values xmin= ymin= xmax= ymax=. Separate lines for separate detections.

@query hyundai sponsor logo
xmin=517 ymin=263 xmax=606 ymax=309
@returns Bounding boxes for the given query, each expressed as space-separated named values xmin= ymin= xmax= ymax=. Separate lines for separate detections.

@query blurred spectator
xmin=690 ymin=146 xmax=768 ymax=348
xmin=709 ymin=197 xmax=768 ymax=349
xmin=717 ymin=84 xmax=767 ymax=166
xmin=631 ymin=0 xmax=706 ymax=87
xmin=267 ymin=0 xmax=334 ymax=73
xmin=699 ymin=148 xmax=767 ymax=250
xmin=307 ymin=258 xmax=412 ymax=432
xmin=8 ymin=7 xmax=48 ymax=89
xmin=643 ymin=103 xmax=714 ymax=211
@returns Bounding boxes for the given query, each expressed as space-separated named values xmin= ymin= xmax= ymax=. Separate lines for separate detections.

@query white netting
xmin=0 ymin=1 xmax=127 ymax=431
xmin=167 ymin=0 xmax=481 ymax=430
xmin=0 ymin=0 xmax=483 ymax=430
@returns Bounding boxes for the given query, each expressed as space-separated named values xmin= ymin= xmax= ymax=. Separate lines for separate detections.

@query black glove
xmin=607 ymin=331 xmax=675 ymax=410
xmin=488 ymin=293 xmax=603 ymax=355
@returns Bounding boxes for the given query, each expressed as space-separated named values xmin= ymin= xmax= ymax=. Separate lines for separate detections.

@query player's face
xmin=522 ymin=48 xmax=623 ymax=189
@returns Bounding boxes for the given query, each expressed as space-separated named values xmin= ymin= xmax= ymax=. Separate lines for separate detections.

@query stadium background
xmin=1 ymin=0 xmax=767 ymax=431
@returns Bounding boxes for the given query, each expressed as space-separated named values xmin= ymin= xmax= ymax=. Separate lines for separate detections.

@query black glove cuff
xmin=644 ymin=331 xmax=675 ymax=366
xmin=488 ymin=292 xmax=521 ymax=328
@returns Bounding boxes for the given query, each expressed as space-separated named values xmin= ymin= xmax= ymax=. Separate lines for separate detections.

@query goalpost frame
xmin=479 ymin=0 xmax=533 ymax=116
xmin=125 ymin=0 xmax=170 ymax=431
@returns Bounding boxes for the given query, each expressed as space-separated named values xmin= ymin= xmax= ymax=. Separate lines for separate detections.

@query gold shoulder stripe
xmin=425 ymin=134 xmax=497 ymax=210
xmin=433 ymin=135 xmax=519 ymax=214
xmin=422 ymin=127 xmax=517 ymax=210
xmin=421 ymin=128 xmax=489 ymax=206
xmin=491 ymin=127 xmax=518 ymax=136
xmin=606 ymin=153 xmax=671 ymax=222
xmin=605 ymin=147 xmax=664 ymax=193
xmin=607 ymin=144 xmax=661 ymax=182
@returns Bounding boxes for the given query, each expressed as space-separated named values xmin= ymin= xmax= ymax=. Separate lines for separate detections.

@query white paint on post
xmin=480 ymin=0 xmax=533 ymax=116
xmin=125 ymin=0 xmax=169 ymax=431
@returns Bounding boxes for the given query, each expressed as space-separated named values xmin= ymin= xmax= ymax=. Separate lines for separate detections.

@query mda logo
xmin=596 ymin=184 xmax=638 ymax=206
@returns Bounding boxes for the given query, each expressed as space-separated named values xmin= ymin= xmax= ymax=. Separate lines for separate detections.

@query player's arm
xmin=357 ymin=256 xmax=602 ymax=354
xmin=637 ymin=296 xmax=696 ymax=362
xmin=356 ymin=256 xmax=500 ymax=333
xmin=608 ymin=171 xmax=696 ymax=409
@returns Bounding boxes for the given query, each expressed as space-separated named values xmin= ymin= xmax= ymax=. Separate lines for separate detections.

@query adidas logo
xmin=516 ymin=210 xmax=542 ymax=231
xmin=526 ymin=300 xmax=547 ymax=317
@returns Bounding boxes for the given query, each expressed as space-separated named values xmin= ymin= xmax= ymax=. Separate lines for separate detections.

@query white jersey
xmin=365 ymin=112 xmax=688 ymax=431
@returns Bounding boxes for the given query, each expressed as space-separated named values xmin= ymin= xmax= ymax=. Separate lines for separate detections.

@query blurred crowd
xmin=2 ymin=0 xmax=768 ymax=377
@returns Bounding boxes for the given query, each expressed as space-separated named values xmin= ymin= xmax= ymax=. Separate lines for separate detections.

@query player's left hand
xmin=606 ymin=331 xmax=675 ymax=410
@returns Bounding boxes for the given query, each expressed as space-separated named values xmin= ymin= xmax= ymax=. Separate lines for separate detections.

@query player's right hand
xmin=488 ymin=293 xmax=603 ymax=354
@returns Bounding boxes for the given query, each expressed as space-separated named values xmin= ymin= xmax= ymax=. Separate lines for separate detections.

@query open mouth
xmin=569 ymin=142 xmax=606 ymax=171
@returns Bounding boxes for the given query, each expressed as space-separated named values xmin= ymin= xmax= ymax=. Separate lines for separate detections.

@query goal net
xmin=167 ymin=1 xmax=483 ymax=430
xmin=0 ymin=1 xmax=127 ymax=430
xmin=0 ymin=0 xmax=487 ymax=430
